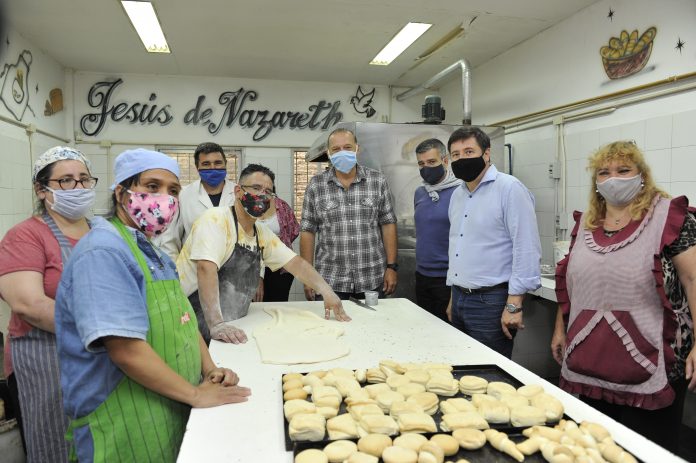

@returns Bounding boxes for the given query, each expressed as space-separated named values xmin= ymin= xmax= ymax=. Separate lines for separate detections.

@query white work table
xmin=177 ymin=298 xmax=684 ymax=463
xmin=529 ymin=275 xmax=557 ymax=302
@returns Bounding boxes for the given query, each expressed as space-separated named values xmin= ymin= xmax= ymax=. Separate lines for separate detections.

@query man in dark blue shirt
xmin=413 ymin=138 xmax=462 ymax=322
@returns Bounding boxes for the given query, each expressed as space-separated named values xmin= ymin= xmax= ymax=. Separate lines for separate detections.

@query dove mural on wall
xmin=350 ymin=85 xmax=376 ymax=118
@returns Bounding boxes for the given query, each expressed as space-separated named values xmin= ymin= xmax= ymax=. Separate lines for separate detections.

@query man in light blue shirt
xmin=446 ymin=127 xmax=541 ymax=358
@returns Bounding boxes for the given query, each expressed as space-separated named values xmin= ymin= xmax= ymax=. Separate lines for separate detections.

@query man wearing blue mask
xmin=413 ymin=138 xmax=462 ymax=323
xmin=300 ymin=128 xmax=398 ymax=301
xmin=155 ymin=142 xmax=236 ymax=261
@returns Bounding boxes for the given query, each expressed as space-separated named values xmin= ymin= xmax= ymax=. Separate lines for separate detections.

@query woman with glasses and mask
xmin=256 ymin=168 xmax=300 ymax=302
xmin=177 ymin=163 xmax=350 ymax=345
xmin=0 ymin=146 xmax=96 ymax=463
xmin=54 ymin=149 xmax=250 ymax=462
xmin=552 ymin=141 xmax=696 ymax=451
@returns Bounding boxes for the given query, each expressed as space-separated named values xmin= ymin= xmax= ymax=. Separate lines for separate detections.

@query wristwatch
xmin=505 ymin=303 xmax=523 ymax=314
xmin=386 ymin=263 xmax=399 ymax=272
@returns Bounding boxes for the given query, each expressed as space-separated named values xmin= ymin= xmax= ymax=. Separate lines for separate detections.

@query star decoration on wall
xmin=35 ymin=84 xmax=39 ymax=93
xmin=676 ymin=37 xmax=685 ymax=54
xmin=5 ymin=37 xmax=8 ymax=46
xmin=607 ymin=8 xmax=615 ymax=21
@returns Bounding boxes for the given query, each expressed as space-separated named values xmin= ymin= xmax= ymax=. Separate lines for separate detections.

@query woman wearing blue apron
xmin=0 ymin=147 xmax=95 ymax=462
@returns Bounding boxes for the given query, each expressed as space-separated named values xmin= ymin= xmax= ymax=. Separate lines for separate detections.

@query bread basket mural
xmin=600 ymin=27 xmax=657 ymax=79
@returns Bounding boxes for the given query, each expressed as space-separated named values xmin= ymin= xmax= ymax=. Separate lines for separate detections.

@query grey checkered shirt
xmin=301 ymin=165 xmax=397 ymax=293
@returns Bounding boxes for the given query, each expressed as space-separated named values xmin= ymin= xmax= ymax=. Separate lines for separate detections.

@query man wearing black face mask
xmin=413 ymin=138 xmax=462 ymax=322
xmin=445 ymin=127 xmax=541 ymax=359
xmin=176 ymin=164 xmax=351 ymax=345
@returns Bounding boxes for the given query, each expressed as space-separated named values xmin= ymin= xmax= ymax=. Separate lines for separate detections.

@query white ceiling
xmin=7 ymin=0 xmax=599 ymax=87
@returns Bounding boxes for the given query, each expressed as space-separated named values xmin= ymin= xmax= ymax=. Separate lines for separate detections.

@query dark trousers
xmin=262 ymin=267 xmax=295 ymax=302
xmin=450 ymin=285 xmax=514 ymax=358
xmin=580 ymin=378 xmax=688 ymax=453
xmin=415 ymin=271 xmax=451 ymax=324
xmin=7 ymin=372 xmax=27 ymax=453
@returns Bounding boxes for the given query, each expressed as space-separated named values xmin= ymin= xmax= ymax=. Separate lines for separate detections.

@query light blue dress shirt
xmin=447 ymin=165 xmax=541 ymax=295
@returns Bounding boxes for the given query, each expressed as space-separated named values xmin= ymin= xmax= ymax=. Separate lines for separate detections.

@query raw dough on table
xmin=253 ymin=308 xmax=350 ymax=364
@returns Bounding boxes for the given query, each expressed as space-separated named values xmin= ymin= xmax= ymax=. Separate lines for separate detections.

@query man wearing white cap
xmin=55 ymin=148 xmax=250 ymax=462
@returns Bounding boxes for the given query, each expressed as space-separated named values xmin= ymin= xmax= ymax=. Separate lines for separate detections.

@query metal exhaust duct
xmin=395 ymin=59 xmax=472 ymax=125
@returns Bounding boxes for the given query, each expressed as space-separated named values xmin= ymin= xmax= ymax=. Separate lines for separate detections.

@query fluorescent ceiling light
xmin=121 ymin=1 xmax=170 ymax=53
xmin=370 ymin=22 xmax=432 ymax=65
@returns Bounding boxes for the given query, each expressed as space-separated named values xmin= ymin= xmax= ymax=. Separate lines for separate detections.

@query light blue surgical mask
xmin=330 ymin=150 xmax=357 ymax=173
xmin=46 ymin=187 xmax=96 ymax=220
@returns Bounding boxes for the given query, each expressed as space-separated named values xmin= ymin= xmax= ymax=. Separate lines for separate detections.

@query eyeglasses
xmin=46 ymin=176 xmax=99 ymax=190
xmin=240 ymin=184 xmax=276 ymax=198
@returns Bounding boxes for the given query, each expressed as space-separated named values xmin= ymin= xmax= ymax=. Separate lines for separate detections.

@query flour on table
xmin=253 ymin=308 xmax=350 ymax=364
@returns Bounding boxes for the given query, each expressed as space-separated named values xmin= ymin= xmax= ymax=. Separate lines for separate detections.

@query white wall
xmin=0 ymin=26 xmax=69 ymax=340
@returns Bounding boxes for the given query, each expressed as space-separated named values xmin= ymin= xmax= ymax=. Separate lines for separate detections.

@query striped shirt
xmin=301 ymin=165 xmax=397 ymax=293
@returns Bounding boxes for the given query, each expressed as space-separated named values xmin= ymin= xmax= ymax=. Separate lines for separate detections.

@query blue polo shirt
xmin=414 ymin=185 xmax=458 ymax=278
xmin=55 ymin=216 xmax=180 ymax=461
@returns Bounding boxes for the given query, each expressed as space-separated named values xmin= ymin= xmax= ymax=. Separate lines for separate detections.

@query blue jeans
xmin=451 ymin=286 xmax=514 ymax=358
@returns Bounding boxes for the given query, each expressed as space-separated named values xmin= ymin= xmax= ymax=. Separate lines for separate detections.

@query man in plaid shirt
xmin=300 ymin=128 xmax=398 ymax=300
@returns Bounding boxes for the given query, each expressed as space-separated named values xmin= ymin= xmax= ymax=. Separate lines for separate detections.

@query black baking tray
xmin=283 ymin=364 xmax=550 ymax=451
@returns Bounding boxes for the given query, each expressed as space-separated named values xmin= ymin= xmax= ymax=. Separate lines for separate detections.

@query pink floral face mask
xmin=123 ymin=190 xmax=178 ymax=237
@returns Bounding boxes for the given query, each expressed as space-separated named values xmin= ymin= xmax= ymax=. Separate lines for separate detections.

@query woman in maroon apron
xmin=0 ymin=147 xmax=95 ymax=462
xmin=551 ymin=141 xmax=696 ymax=451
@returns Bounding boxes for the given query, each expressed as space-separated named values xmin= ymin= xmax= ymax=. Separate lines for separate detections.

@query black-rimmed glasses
xmin=46 ymin=177 xmax=99 ymax=190
xmin=240 ymin=184 xmax=276 ymax=198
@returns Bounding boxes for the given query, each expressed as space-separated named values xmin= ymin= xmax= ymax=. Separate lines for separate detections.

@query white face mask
xmin=45 ymin=187 xmax=96 ymax=220
xmin=596 ymin=174 xmax=643 ymax=206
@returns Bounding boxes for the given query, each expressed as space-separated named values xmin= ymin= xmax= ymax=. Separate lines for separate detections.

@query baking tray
xmin=283 ymin=364 xmax=546 ymax=451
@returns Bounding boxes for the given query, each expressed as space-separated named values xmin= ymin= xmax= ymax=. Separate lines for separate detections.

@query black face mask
xmin=419 ymin=164 xmax=445 ymax=185
xmin=451 ymin=155 xmax=486 ymax=182
xmin=239 ymin=191 xmax=271 ymax=218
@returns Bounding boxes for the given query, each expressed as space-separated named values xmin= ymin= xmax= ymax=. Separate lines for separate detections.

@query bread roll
xmin=439 ymin=398 xmax=475 ymax=415
xmin=517 ymin=384 xmax=544 ymax=399
xmin=397 ymin=383 xmax=426 ymax=399
xmin=498 ymin=393 xmax=529 ymax=410
xmin=348 ymin=403 xmax=384 ymax=421
xmin=458 ymin=375 xmax=488 ymax=395
xmin=406 ymin=392 xmax=439 ymax=415
xmin=477 ymin=400 xmax=510 ymax=424
xmin=316 ymin=406 xmax=339 ymax=419
xmin=382 ymin=445 xmax=418 ymax=463
xmin=452 ymin=428 xmax=486 ymax=450
xmin=425 ymin=376 xmax=459 ymax=397
xmin=404 ymin=369 xmax=430 ymax=385
xmin=522 ymin=425 xmax=563 ymax=442
xmin=510 ymin=405 xmax=546 ymax=427
xmin=379 ymin=360 xmax=403 ymax=376
xmin=289 ymin=413 xmax=326 ymax=441
xmin=418 ymin=441 xmax=445 ymax=463
xmin=284 ymin=388 xmax=308 ymax=401
xmin=393 ymin=432 xmax=428 ymax=452
xmin=327 ymin=413 xmax=359 ymax=440
xmin=294 ymin=448 xmax=328 ymax=463
xmin=358 ymin=433 xmax=393 ymax=457
xmin=323 ymin=440 xmax=358 ymax=463
xmin=313 ymin=386 xmax=342 ymax=408
xmin=429 ymin=434 xmax=459 ymax=456
xmin=486 ymin=381 xmax=517 ymax=399
xmin=386 ymin=374 xmax=411 ymax=390
xmin=355 ymin=368 xmax=367 ymax=383
xmin=284 ymin=399 xmax=317 ymax=420
xmin=365 ymin=383 xmax=392 ymax=399
xmin=331 ymin=367 xmax=355 ymax=378
xmin=484 ymin=429 xmax=524 ymax=462
xmin=516 ymin=436 xmax=548 ymax=456
xmin=376 ymin=390 xmax=406 ymax=413
xmin=366 ymin=368 xmax=387 ymax=384
xmin=335 ymin=377 xmax=362 ymax=397
xmin=283 ymin=372 xmax=303 ymax=383
xmin=530 ymin=393 xmax=564 ymax=422
xmin=470 ymin=394 xmax=497 ymax=408
xmin=283 ymin=378 xmax=304 ymax=392
xmin=345 ymin=389 xmax=373 ymax=406
xmin=439 ymin=411 xmax=489 ymax=432
xmin=359 ymin=414 xmax=399 ymax=436
xmin=396 ymin=412 xmax=438 ymax=433
xmin=389 ymin=400 xmax=423 ymax=418
xmin=579 ymin=421 xmax=610 ymax=442
xmin=302 ymin=374 xmax=325 ymax=390
xmin=344 ymin=451 xmax=378 ymax=463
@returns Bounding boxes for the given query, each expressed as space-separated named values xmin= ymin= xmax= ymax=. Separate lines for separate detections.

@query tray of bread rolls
xmin=292 ymin=420 xmax=640 ymax=463
xmin=282 ymin=361 xmax=573 ymax=452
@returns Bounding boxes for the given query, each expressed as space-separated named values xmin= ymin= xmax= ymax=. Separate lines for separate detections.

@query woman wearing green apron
xmin=55 ymin=149 xmax=251 ymax=462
